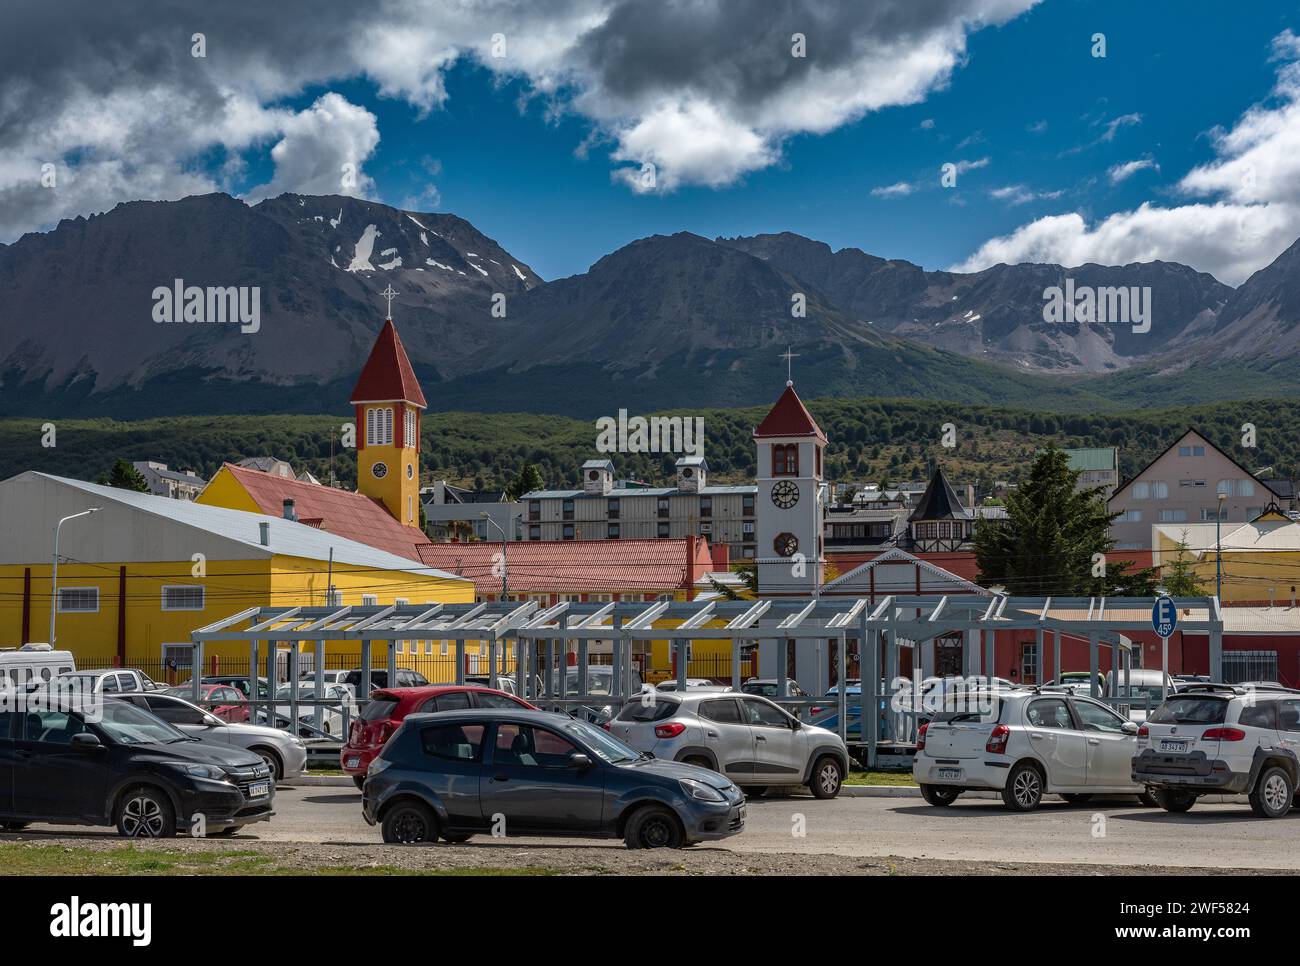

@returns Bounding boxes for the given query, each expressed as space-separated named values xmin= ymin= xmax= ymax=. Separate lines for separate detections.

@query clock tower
xmin=351 ymin=311 xmax=427 ymax=529
xmin=754 ymin=381 xmax=826 ymax=596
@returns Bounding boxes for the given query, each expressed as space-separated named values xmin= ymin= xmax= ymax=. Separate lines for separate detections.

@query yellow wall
xmin=1155 ymin=528 xmax=1300 ymax=603
xmin=0 ymin=554 xmax=474 ymax=671
xmin=357 ymin=404 xmax=421 ymax=528
xmin=193 ymin=467 xmax=261 ymax=513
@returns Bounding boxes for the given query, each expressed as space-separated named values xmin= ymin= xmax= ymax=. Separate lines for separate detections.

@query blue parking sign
xmin=1152 ymin=595 xmax=1178 ymax=638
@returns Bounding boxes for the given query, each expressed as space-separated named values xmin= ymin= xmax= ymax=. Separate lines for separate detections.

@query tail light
xmin=985 ymin=724 xmax=1011 ymax=754
xmin=1202 ymin=727 xmax=1245 ymax=741
xmin=348 ymin=721 xmax=361 ymax=743
xmin=654 ymin=722 xmax=686 ymax=739
xmin=916 ymin=722 xmax=928 ymax=750
xmin=1137 ymin=725 xmax=1148 ymax=738
xmin=811 ymin=706 xmax=824 ymax=716
xmin=600 ymin=721 xmax=611 ymax=731
xmin=376 ymin=721 xmax=395 ymax=744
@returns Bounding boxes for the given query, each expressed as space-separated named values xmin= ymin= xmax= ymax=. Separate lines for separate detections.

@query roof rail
xmin=1176 ymin=683 xmax=1244 ymax=694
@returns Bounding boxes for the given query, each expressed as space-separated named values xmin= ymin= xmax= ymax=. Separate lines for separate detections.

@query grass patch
xmin=846 ymin=769 xmax=917 ymax=787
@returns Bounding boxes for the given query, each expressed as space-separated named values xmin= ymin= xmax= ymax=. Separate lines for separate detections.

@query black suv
xmin=362 ymin=708 xmax=746 ymax=849
xmin=0 ymin=695 xmax=274 ymax=837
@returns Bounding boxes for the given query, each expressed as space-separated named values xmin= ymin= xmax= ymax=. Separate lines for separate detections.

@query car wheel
xmin=210 ymin=826 xmax=241 ymax=837
xmin=252 ymin=747 xmax=282 ymax=781
xmin=1061 ymin=794 xmax=1093 ymax=804
xmin=115 ymin=786 xmax=176 ymax=839
xmin=809 ymin=756 xmax=844 ymax=800
xmin=919 ymin=785 xmax=961 ymax=806
xmin=1138 ymin=789 xmax=1159 ymax=807
xmin=352 ymin=775 xmax=366 ymax=790
xmin=1152 ymin=788 xmax=1197 ymax=813
xmin=1249 ymin=766 xmax=1294 ymax=818
xmin=442 ymin=832 xmax=473 ymax=844
xmin=1001 ymin=763 xmax=1044 ymax=812
xmin=624 ymin=805 xmax=685 ymax=849
xmin=0 ymin=822 xmax=29 ymax=831
xmin=382 ymin=801 xmax=438 ymax=845
xmin=682 ymin=755 xmax=714 ymax=771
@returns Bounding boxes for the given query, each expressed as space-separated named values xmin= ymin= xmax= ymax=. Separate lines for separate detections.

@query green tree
xmin=96 ymin=458 xmax=149 ymax=492
xmin=1160 ymin=536 xmax=1207 ymax=597
xmin=505 ymin=462 xmax=546 ymax=501
xmin=974 ymin=446 xmax=1156 ymax=595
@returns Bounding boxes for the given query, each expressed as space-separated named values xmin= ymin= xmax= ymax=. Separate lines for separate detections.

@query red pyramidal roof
xmin=753 ymin=383 xmax=826 ymax=441
xmin=349 ymin=319 xmax=427 ymax=408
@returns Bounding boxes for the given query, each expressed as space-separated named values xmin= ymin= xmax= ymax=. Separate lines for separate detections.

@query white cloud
xmin=872 ymin=181 xmax=916 ymax=198
xmin=955 ymin=32 xmax=1300 ymax=285
xmin=988 ymin=183 xmax=1063 ymax=205
xmin=1100 ymin=112 xmax=1142 ymax=142
xmin=244 ymin=94 xmax=380 ymax=203
xmin=1107 ymin=157 xmax=1158 ymax=184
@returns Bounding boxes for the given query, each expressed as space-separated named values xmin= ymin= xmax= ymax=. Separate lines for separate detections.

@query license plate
xmin=247 ymin=781 xmax=270 ymax=798
xmin=1160 ymin=740 xmax=1188 ymax=753
xmin=736 ymin=804 xmax=746 ymax=821
xmin=344 ymin=756 xmax=361 ymax=769
xmin=937 ymin=768 xmax=962 ymax=781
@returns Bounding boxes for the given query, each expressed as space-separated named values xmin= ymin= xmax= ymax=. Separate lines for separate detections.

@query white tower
xmin=754 ymin=382 xmax=826 ymax=596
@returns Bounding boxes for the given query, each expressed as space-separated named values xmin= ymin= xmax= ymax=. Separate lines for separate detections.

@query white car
xmin=273 ymin=683 xmax=357 ymax=736
xmin=1134 ymin=684 xmax=1300 ymax=818
xmin=913 ymin=689 xmax=1148 ymax=811
xmin=1104 ymin=668 xmax=1174 ymax=722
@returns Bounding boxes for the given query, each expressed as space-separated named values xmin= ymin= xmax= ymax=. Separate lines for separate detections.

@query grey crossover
xmin=361 ymin=709 xmax=746 ymax=848
xmin=608 ymin=691 xmax=849 ymax=798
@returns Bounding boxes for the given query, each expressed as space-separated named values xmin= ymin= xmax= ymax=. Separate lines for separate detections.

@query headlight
xmin=173 ymin=763 xmax=228 ymax=781
xmin=679 ymin=778 xmax=725 ymax=802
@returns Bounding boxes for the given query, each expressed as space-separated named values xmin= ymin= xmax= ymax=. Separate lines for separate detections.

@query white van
xmin=0 ymin=643 xmax=77 ymax=691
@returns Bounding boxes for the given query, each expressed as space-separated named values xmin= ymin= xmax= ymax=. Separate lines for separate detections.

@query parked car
xmin=362 ymin=708 xmax=746 ymax=848
xmin=1134 ymin=684 xmax=1300 ymax=817
xmin=0 ymin=644 xmax=75 ymax=692
xmin=341 ymin=685 xmax=535 ymax=787
xmin=656 ymin=678 xmax=728 ymax=692
xmin=464 ymin=674 xmax=544 ymax=698
xmin=162 ymin=683 xmax=248 ymax=722
xmin=46 ymin=668 xmax=159 ymax=695
xmin=116 ymin=692 xmax=307 ymax=780
xmin=306 ymin=668 xmax=429 ymax=693
xmin=199 ymin=675 xmax=270 ymax=700
xmin=740 ymin=678 xmax=809 ymax=699
xmin=1104 ymin=668 xmax=1174 ymax=721
xmin=1045 ymin=671 xmax=1105 ymax=695
xmin=272 ymin=683 xmax=357 ymax=736
xmin=0 ymin=694 xmax=273 ymax=837
xmin=913 ymin=689 xmax=1150 ymax=811
xmin=607 ymin=690 xmax=849 ymax=798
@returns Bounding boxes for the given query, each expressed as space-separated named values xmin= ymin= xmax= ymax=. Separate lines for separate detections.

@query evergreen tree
xmin=96 ymin=458 xmax=149 ymax=493
xmin=505 ymin=462 xmax=546 ymax=501
xmin=1160 ymin=536 xmax=1207 ymax=597
xmin=974 ymin=446 xmax=1157 ymax=595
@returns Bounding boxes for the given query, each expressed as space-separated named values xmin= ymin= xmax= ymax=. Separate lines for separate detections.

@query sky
xmin=4 ymin=0 xmax=1300 ymax=284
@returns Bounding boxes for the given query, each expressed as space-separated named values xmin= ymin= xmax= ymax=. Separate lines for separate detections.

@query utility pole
xmin=50 ymin=508 xmax=100 ymax=646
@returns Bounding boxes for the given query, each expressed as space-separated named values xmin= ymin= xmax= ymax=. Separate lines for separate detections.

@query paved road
xmin=23 ymin=785 xmax=1289 ymax=870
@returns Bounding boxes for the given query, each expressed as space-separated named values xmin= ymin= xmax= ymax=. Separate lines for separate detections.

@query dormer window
xmin=772 ymin=444 xmax=799 ymax=477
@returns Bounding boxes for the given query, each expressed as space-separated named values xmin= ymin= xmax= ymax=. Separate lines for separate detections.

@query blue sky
xmin=252 ymin=1 xmax=1294 ymax=281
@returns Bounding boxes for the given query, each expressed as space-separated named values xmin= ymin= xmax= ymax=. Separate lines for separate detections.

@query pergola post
xmin=386 ymin=637 xmax=397 ymax=687
xmin=836 ymin=630 xmax=847 ymax=747
xmin=1089 ymin=632 xmax=1100 ymax=699
xmin=190 ymin=641 xmax=204 ymax=703
xmin=776 ymin=637 xmax=788 ymax=698
xmin=1035 ymin=628 xmax=1044 ymax=685
xmin=1210 ymin=624 xmax=1223 ymax=682
xmin=731 ymin=638 xmax=741 ymax=692
xmin=455 ymin=638 xmax=465 ymax=685
xmin=577 ymin=635 xmax=589 ymax=700
xmin=287 ymin=643 xmax=299 ymax=735
xmin=360 ymin=639 xmax=372 ymax=699
xmin=676 ymin=637 xmax=687 ymax=691
xmin=314 ymin=639 xmax=325 ymax=727
xmin=864 ymin=626 xmax=879 ymax=767
xmin=983 ymin=628 xmax=994 ymax=680
xmin=489 ymin=638 xmax=498 ymax=688
xmin=1053 ymin=630 xmax=1061 ymax=685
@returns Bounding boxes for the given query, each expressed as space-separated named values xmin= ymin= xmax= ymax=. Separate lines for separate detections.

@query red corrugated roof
xmin=350 ymin=319 xmax=427 ymax=408
xmin=752 ymin=384 xmax=826 ymax=441
xmin=219 ymin=463 xmax=432 ymax=562
xmin=416 ymin=537 xmax=714 ymax=597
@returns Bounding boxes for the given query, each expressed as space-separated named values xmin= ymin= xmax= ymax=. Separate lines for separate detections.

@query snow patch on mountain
xmin=347 ymin=224 xmax=379 ymax=272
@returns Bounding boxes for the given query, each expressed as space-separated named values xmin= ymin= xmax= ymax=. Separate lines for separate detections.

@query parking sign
xmin=1152 ymin=595 xmax=1178 ymax=638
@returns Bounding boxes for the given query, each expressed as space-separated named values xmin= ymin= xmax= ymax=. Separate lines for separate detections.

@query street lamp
xmin=479 ymin=512 xmax=508 ymax=600
xmin=50 ymin=508 xmax=101 ymax=646
xmin=1215 ymin=491 xmax=1227 ymax=601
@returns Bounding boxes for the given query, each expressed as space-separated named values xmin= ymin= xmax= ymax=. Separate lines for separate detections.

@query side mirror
xmin=1121 ymin=721 xmax=1139 ymax=735
xmin=569 ymin=753 xmax=593 ymax=770
xmin=790 ymin=717 xmax=802 ymax=731
xmin=70 ymin=732 xmax=103 ymax=750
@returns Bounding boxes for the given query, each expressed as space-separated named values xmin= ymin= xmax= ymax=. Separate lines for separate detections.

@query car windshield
xmin=1112 ymin=684 xmax=1166 ymax=702
xmin=97 ymin=700 xmax=190 ymax=744
xmin=560 ymin=719 xmax=642 ymax=763
xmin=1147 ymin=696 xmax=1228 ymax=725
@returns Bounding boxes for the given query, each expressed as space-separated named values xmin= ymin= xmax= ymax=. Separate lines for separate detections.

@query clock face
xmin=770 ymin=480 xmax=800 ymax=509
xmin=372 ymin=461 xmax=388 ymax=479
xmin=406 ymin=464 xmax=414 ymax=480
xmin=774 ymin=532 xmax=799 ymax=557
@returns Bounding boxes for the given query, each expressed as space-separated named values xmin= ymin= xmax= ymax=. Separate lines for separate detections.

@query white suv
xmin=1134 ymin=684 xmax=1300 ymax=818
xmin=913 ymin=689 xmax=1148 ymax=811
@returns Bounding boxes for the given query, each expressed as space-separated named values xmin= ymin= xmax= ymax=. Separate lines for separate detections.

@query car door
xmin=12 ymin=707 xmax=108 ymax=820
xmin=1023 ymin=697 xmax=1087 ymax=788
xmin=0 ymin=710 xmax=16 ymax=816
xmin=480 ymin=722 xmax=605 ymax=834
xmin=740 ymin=696 xmax=805 ymax=784
xmin=1270 ymin=698 xmax=1300 ymax=758
xmin=415 ymin=721 xmax=489 ymax=831
xmin=1072 ymin=698 xmax=1137 ymax=788
xmin=141 ymin=695 xmax=211 ymax=741
xmin=696 ymin=697 xmax=756 ymax=778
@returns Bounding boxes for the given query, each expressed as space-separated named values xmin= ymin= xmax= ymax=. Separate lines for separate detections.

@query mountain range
xmin=2 ymin=191 xmax=1299 ymax=419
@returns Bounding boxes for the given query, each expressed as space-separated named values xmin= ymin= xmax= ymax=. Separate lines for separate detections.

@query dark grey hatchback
xmin=362 ymin=709 xmax=746 ymax=848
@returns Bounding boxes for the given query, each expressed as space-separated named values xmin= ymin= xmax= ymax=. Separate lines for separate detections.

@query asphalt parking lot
xmin=13 ymin=785 xmax=1300 ymax=872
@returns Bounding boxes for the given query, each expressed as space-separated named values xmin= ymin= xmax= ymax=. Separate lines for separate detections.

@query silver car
xmin=119 ymin=692 xmax=308 ymax=780
xmin=608 ymin=691 xmax=849 ymax=798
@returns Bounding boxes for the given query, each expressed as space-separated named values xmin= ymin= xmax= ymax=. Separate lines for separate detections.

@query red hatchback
xmin=341 ymin=685 xmax=535 ymax=787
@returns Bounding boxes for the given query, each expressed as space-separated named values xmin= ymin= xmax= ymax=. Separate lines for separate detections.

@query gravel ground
xmin=0 ymin=836 xmax=1287 ymax=876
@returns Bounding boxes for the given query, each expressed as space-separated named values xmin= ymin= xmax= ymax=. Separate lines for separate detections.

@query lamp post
xmin=1215 ymin=491 xmax=1227 ymax=601
xmin=50 ymin=508 xmax=100 ymax=646
xmin=479 ymin=511 xmax=508 ymax=600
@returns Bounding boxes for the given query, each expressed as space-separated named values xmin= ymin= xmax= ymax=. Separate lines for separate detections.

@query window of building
xmin=562 ymin=524 xmax=574 ymax=540
xmin=528 ymin=500 xmax=540 ymax=521
xmin=607 ymin=497 xmax=620 ymax=520
xmin=699 ymin=496 xmax=712 ymax=518
xmin=772 ymin=444 xmax=799 ymax=477
xmin=1201 ymin=506 xmax=1228 ymax=522
xmin=816 ymin=448 xmax=822 ymax=478
xmin=1217 ymin=479 xmax=1255 ymax=497
xmin=325 ymin=587 xmax=343 ymax=607
xmin=1020 ymin=641 xmax=1038 ymax=685
xmin=657 ymin=521 xmax=670 ymax=538
xmin=161 ymin=586 xmax=204 ymax=611
xmin=608 ymin=523 xmax=620 ymax=539
xmin=528 ymin=524 xmax=540 ymax=540
xmin=562 ymin=499 xmax=574 ymax=521
xmin=366 ymin=406 xmax=394 ymax=446
xmin=57 ymin=587 xmax=98 ymax=613
xmin=742 ymin=521 xmax=755 ymax=535
xmin=1158 ymin=509 xmax=1188 ymax=523
xmin=657 ymin=497 xmax=670 ymax=518
xmin=742 ymin=494 xmax=755 ymax=515
xmin=1179 ymin=444 xmax=1206 ymax=457
xmin=362 ymin=594 xmax=378 ymax=606
xmin=1115 ymin=509 xmax=1142 ymax=523
xmin=404 ymin=409 xmax=416 ymax=448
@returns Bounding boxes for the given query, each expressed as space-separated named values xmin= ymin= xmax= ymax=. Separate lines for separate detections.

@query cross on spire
xmin=779 ymin=346 xmax=800 ymax=386
xmin=380 ymin=284 xmax=399 ymax=320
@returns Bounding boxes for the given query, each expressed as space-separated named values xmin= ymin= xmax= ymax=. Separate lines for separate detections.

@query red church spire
xmin=753 ymin=383 xmax=826 ymax=441
xmin=349 ymin=318 xmax=427 ymax=408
